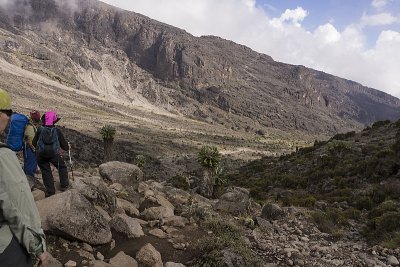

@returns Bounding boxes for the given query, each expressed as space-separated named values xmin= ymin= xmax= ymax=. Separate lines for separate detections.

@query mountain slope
xmin=230 ymin=119 xmax=400 ymax=246
xmin=0 ymin=0 xmax=399 ymax=138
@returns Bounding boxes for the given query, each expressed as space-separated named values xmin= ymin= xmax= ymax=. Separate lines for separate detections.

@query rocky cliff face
xmin=0 ymin=0 xmax=399 ymax=136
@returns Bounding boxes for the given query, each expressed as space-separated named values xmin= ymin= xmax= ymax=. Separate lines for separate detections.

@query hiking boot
xmin=60 ymin=184 xmax=72 ymax=191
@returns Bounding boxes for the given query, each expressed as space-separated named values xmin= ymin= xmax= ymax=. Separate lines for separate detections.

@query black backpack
xmin=37 ymin=126 xmax=60 ymax=158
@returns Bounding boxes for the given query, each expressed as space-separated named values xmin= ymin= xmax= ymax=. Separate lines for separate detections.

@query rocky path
xmin=30 ymin=162 xmax=400 ymax=267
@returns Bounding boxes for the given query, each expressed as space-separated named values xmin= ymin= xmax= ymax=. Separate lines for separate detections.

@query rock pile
xmin=32 ymin=161 xmax=400 ymax=267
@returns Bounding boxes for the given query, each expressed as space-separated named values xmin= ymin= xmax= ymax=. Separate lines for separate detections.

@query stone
xmin=109 ymin=251 xmax=138 ymax=267
xmin=165 ymin=262 xmax=186 ymax=267
xmin=214 ymin=187 xmax=251 ymax=215
xmin=117 ymin=198 xmax=140 ymax=216
xmin=36 ymin=190 xmax=112 ymax=245
xmin=64 ymin=260 xmax=77 ymax=267
xmin=82 ymin=243 xmax=93 ymax=252
xmin=32 ymin=189 xmax=45 ymax=201
xmin=73 ymin=176 xmax=117 ymax=216
xmin=110 ymin=213 xmax=144 ymax=238
xmin=136 ymin=243 xmax=163 ymax=267
xmin=162 ymin=215 xmax=188 ymax=227
xmin=260 ymin=203 xmax=286 ymax=220
xmin=88 ymin=260 xmax=111 ymax=267
xmin=149 ymin=228 xmax=167 ymax=239
xmin=141 ymin=206 xmax=174 ymax=220
xmin=388 ymin=255 xmax=399 ymax=266
xmin=99 ymin=161 xmax=143 ymax=187
xmin=97 ymin=252 xmax=105 ymax=261
xmin=110 ymin=183 xmax=124 ymax=192
xmin=45 ymin=253 xmax=63 ymax=267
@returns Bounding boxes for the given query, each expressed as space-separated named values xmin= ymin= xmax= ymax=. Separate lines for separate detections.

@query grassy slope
xmin=229 ymin=119 xmax=400 ymax=247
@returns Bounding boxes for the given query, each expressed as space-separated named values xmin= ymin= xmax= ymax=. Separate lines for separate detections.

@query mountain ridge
xmin=0 ymin=0 xmax=399 ymax=138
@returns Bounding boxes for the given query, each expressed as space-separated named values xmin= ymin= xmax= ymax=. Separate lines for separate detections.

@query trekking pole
xmin=68 ymin=142 xmax=75 ymax=181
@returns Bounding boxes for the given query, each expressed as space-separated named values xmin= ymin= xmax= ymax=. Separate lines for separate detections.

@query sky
xmin=99 ymin=0 xmax=400 ymax=98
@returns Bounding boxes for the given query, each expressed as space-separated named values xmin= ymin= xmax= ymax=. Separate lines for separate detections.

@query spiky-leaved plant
xmin=100 ymin=125 xmax=116 ymax=162
xmin=197 ymin=145 xmax=222 ymax=197
xmin=197 ymin=145 xmax=221 ymax=169
xmin=100 ymin=125 xmax=116 ymax=140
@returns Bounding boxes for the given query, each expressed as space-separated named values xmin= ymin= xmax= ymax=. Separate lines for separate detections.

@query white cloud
xmin=99 ymin=0 xmax=400 ymax=98
xmin=361 ymin=12 xmax=398 ymax=26
xmin=271 ymin=7 xmax=308 ymax=27
xmin=371 ymin=0 xmax=391 ymax=9
xmin=314 ymin=23 xmax=341 ymax=44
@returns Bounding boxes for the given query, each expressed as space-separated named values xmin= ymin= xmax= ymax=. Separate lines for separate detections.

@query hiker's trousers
xmin=23 ymin=145 xmax=37 ymax=177
xmin=37 ymin=154 xmax=69 ymax=195
xmin=0 ymin=236 xmax=32 ymax=267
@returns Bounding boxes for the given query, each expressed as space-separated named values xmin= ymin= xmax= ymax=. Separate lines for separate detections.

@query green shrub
xmin=170 ymin=174 xmax=190 ymax=190
xmin=331 ymin=131 xmax=356 ymax=141
xmin=312 ymin=208 xmax=347 ymax=234
xmin=381 ymin=232 xmax=400 ymax=249
xmin=345 ymin=208 xmax=362 ymax=220
xmin=353 ymin=196 xmax=373 ymax=210
xmin=327 ymin=141 xmax=351 ymax=155
xmin=134 ymin=154 xmax=146 ymax=168
xmin=372 ymin=120 xmax=391 ymax=128
xmin=368 ymin=201 xmax=398 ymax=219
xmin=192 ymin=219 xmax=263 ymax=267
xmin=373 ymin=212 xmax=400 ymax=233
xmin=282 ymin=195 xmax=316 ymax=207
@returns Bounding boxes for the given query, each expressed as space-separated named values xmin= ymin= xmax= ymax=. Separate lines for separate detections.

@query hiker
xmin=0 ymin=88 xmax=49 ymax=267
xmin=23 ymin=110 xmax=41 ymax=177
xmin=33 ymin=111 xmax=70 ymax=197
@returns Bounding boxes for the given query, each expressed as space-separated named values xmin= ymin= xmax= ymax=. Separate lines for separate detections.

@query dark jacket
xmin=32 ymin=126 xmax=68 ymax=152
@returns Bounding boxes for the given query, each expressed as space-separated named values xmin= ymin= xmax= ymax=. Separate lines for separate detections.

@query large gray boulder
xmin=36 ymin=190 xmax=112 ymax=245
xmin=140 ymin=194 xmax=175 ymax=213
xmin=214 ymin=187 xmax=251 ymax=215
xmin=141 ymin=206 xmax=174 ymax=220
xmin=260 ymin=203 xmax=286 ymax=221
xmin=136 ymin=243 xmax=163 ymax=267
xmin=110 ymin=214 xmax=144 ymax=238
xmin=109 ymin=251 xmax=138 ymax=267
xmin=99 ymin=161 xmax=143 ymax=187
xmin=74 ymin=177 xmax=117 ymax=216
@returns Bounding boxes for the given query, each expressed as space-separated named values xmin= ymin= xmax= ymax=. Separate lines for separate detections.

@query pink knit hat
xmin=44 ymin=111 xmax=60 ymax=126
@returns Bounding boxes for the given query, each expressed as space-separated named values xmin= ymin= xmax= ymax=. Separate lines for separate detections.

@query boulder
xmin=260 ymin=203 xmax=286 ymax=221
xmin=88 ymin=260 xmax=111 ymax=267
xmin=74 ymin=177 xmax=117 ymax=216
xmin=36 ymin=190 xmax=112 ymax=245
xmin=165 ymin=263 xmax=186 ymax=267
xmin=99 ymin=161 xmax=143 ymax=187
xmin=32 ymin=189 xmax=45 ymax=201
xmin=117 ymin=198 xmax=140 ymax=217
xmin=214 ymin=187 xmax=251 ymax=215
xmin=46 ymin=253 xmax=63 ymax=267
xmin=162 ymin=216 xmax=188 ymax=227
xmin=110 ymin=213 xmax=144 ymax=238
xmin=136 ymin=243 xmax=163 ymax=267
xmin=109 ymin=251 xmax=138 ymax=267
xmin=140 ymin=194 xmax=175 ymax=212
xmin=222 ymin=248 xmax=245 ymax=267
xmin=149 ymin=229 xmax=167 ymax=239
xmin=141 ymin=206 xmax=174 ymax=220
xmin=162 ymin=187 xmax=192 ymax=206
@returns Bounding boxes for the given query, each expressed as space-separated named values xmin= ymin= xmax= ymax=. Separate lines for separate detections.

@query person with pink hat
xmin=33 ymin=110 xmax=70 ymax=197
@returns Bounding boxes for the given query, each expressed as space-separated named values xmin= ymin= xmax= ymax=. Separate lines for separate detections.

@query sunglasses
xmin=0 ymin=109 xmax=13 ymax=117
